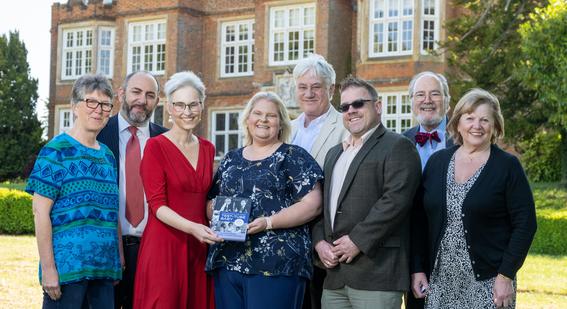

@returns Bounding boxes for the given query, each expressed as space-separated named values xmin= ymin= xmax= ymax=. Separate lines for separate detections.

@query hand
xmin=493 ymin=274 xmax=514 ymax=308
xmin=189 ymin=223 xmax=223 ymax=244
xmin=41 ymin=267 xmax=61 ymax=301
xmin=331 ymin=235 xmax=360 ymax=263
xmin=411 ymin=272 xmax=429 ymax=298
xmin=247 ymin=217 xmax=268 ymax=235
xmin=315 ymin=241 xmax=339 ymax=269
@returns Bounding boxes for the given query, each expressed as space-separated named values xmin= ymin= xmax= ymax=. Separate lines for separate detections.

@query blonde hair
xmin=240 ymin=92 xmax=291 ymax=146
xmin=447 ymin=88 xmax=505 ymax=145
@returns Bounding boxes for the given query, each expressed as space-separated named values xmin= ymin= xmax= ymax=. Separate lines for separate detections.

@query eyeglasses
xmin=413 ymin=91 xmax=443 ymax=102
xmin=172 ymin=101 xmax=202 ymax=113
xmin=82 ymin=98 xmax=113 ymax=112
xmin=339 ymin=99 xmax=373 ymax=113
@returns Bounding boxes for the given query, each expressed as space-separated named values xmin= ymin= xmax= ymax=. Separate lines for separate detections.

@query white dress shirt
xmin=292 ymin=107 xmax=331 ymax=152
xmin=118 ymin=114 xmax=151 ymax=236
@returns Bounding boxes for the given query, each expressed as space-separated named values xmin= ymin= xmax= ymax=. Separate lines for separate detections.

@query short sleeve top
xmin=205 ymin=143 xmax=323 ymax=279
xmin=26 ymin=133 xmax=121 ymax=284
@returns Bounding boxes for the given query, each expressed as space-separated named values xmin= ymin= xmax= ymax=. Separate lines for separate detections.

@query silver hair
xmin=164 ymin=71 xmax=206 ymax=104
xmin=240 ymin=91 xmax=291 ymax=146
xmin=292 ymin=53 xmax=336 ymax=88
xmin=71 ymin=73 xmax=113 ymax=104
xmin=408 ymin=71 xmax=451 ymax=110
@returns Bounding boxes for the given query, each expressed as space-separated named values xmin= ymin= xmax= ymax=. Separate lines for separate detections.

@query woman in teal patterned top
xmin=206 ymin=92 xmax=323 ymax=309
xmin=26 ymin=74 xmax=121 ymax=308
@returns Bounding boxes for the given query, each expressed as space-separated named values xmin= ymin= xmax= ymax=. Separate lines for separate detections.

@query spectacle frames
xmin=82 ymin=98 xmax=113 ymax=112
xmin=413 ymin=91 xmax=443 ymax=102
xmin=339 ymin=99 xmax=373 ymax=113
xmin=172 ymin=101 xmax=202 ymax=113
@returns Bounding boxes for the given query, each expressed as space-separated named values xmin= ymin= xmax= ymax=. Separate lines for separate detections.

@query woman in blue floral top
xmin=206 ymin=92 xmax=323 ymax=309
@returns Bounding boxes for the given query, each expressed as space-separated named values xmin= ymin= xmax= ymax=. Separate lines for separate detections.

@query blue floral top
xmin=205 ymin=143 xmax=323 ymax=279
xmin=26 ymin=133 xmax=121 ymax=284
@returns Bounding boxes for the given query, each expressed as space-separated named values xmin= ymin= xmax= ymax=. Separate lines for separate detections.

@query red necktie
xmin=415 ymin=131 xmax=441 ymax=146
xmin=125 ymin=126 xmax=144 ymax=227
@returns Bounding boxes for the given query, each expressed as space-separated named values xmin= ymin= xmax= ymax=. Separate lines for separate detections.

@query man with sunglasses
xmin=290 ymin=54 xmax=347 ymax=309
xmin=97 ymin=71 xmax=167 ymax=309
xmin=312 ymin=76 xmax=421 ymax=309
xmin=403 ymin=72 xmax=454 ymax=309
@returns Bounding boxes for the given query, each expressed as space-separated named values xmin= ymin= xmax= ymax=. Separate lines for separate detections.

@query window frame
xmin=61 ymin=28 xmax=94 ymax=80
xmin=98 ymin=27 xmax=115 ymax=77
xmin=220 ymin=19 xmax=255 ymax=78
xmin=380 ymin=92 xmax=413 ymax=133
xmin=420 ymin=0 xmax=440 ymax=54
xmin=268 ymin=3 xmax=316 ymax=66
xmin=127 ymin=20 xmax=167 ymax=75
xmin=58 ymin=107 xmax=74 ymax=134
xmin=210 ymin=110 xmax=243 ymax=160
xmin=368 ymin=0 xmax=414 ymax=58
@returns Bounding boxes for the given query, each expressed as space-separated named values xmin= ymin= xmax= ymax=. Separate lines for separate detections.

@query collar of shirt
xmin=418 ymin=117 xmax=447 ymax=144
xmin=118 ymin=113 xmax=150 ymax=138
xmin=342 ymin=124 xmax=379 ymax=151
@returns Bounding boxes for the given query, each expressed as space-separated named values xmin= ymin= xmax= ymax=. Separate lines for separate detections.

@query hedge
xmin=0 ymin=185 xmax=565 ymax=255
xmin=0 ymin=188 xmax=34 ymax=234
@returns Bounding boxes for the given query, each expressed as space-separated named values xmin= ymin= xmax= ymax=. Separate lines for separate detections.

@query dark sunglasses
xmin=339 ymin=99 xmax=373 ymax=113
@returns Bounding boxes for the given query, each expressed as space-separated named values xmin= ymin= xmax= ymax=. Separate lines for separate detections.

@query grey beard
xmin=416 ymin=114 xmax=443 ymax=130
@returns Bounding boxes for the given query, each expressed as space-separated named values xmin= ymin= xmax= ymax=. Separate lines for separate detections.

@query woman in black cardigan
xmin=410 ymin=88 xmax=536 ymax=309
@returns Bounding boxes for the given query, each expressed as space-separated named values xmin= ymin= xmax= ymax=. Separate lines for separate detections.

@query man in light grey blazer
xmin=291 ymin=54 xmax=348 ymax=168
xmin=313 ymin=76 xmax=421 ymax=309
xmin=291 ymin=54 xmax=347 ymax=309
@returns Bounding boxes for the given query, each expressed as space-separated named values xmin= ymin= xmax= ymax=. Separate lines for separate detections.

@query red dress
xmin=134 ymin=135 xmax=215 ymax=309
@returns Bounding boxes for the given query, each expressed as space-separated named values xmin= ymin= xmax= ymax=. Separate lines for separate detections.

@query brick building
xmin=49 ymin=0 xmax=455 ymax=158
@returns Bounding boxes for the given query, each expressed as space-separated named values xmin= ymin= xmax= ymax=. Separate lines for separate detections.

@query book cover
xmin=210 ymin=196 xmax=252 ymax=242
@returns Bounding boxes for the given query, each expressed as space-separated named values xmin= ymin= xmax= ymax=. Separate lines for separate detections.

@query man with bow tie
xmin=403 ymin=71 xmax=454 ymax=309
xmin=403 ymin=72 xmax=454 ymax=171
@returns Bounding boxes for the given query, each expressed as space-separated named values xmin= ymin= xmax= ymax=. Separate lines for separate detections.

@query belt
xmin=122 ymin=235 xmax=141 ymax=245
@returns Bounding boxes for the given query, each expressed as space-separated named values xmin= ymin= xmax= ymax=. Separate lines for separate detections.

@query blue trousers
xmin=214 ymin=268 xmax=306 ymax=309
xmin=42 ymin=279 xmax=114 ymax=309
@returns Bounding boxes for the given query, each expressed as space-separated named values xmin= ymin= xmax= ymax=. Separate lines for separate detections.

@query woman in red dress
xmin=134 ymin=71 xmax=222 ymax=308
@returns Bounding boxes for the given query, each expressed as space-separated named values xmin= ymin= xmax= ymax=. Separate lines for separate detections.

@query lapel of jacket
xmin=324 ymin=144 xmax=344 ymax=220
xmin=404 ymin=126 xmax=419 ymax=143
xmin=311 ymin=106 xmax=340 ymax=159
xmin=105 ymin=116 xmax=120 ymax=165
xmin=336 ymin=125 xmax=386 ymax=208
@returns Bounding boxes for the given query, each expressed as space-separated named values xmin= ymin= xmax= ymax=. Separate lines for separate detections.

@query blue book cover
xmin=211 ymin=196 xmax=252 ymax=242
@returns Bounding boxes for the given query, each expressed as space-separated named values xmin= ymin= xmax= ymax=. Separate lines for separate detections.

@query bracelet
xmin=265 ymin=216 xmax=273 ymax=230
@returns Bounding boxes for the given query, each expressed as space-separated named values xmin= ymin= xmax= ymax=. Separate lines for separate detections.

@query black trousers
xmin=302 ymin=266 xmax=326 ymax=309
xmin=114 ymin=236 xmax=141 ymax=309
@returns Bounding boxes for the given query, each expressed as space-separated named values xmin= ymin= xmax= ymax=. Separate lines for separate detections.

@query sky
xmin=0 ymin=0 xmax=58 ymax=130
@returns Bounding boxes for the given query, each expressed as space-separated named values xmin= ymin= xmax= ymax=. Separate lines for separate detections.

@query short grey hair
xmin=122 ymin=70 xmax=160 ymax=94
xmin=293 ymin=53 xmax=336 ymax=88
xmin=240 ymin=92 xmax=291 ymax=146
xmin=164 ymin=71 xmax=206 ymax=104
xmin=71 ymin=74 xmax=113 ymax=104
xmin=408 ymin=71 xmax=451 ymax=110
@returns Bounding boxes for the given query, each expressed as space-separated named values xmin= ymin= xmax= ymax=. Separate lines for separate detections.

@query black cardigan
xmin=410 ymin=144 xmax=537 ymax=280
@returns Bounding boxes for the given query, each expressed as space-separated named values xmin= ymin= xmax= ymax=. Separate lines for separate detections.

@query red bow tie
xmin=415 ymin=131 xmax=441 ymax=146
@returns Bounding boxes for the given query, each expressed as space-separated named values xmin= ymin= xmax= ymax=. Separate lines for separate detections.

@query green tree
xmin=0 ymin=31 xmax=43 ymax=181
xmin=441 ymin=0 xmax=549 ymax=143
xmin=518 ymin=0 xmax=567 ymax=184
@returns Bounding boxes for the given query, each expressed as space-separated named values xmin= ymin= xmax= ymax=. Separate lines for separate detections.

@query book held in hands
xmin=210 ymin=196 xmax=252 ymax=242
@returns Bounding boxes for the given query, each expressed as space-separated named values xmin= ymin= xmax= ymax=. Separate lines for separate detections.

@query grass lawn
xmin=0 ymin=235 xmax=565 ymax=308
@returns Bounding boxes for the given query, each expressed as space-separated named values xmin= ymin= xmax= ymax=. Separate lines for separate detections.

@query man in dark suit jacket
xmin=312 ymin=76 xmax=421 ymax=308
xmin=97 ymin=71 xmax=167 ymax=309
xmin=403 ymin=71 xmax=453 ymax=309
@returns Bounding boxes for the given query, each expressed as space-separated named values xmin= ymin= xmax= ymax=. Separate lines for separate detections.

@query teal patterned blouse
xmin=205 ymin=143 xmax=323 ymax=279
xmin=26 ymin=133 xmax=121 ymax=284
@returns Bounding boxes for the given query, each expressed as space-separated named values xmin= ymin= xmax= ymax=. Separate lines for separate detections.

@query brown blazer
xmin=312 ymin=124 xmax=421 ymax=291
